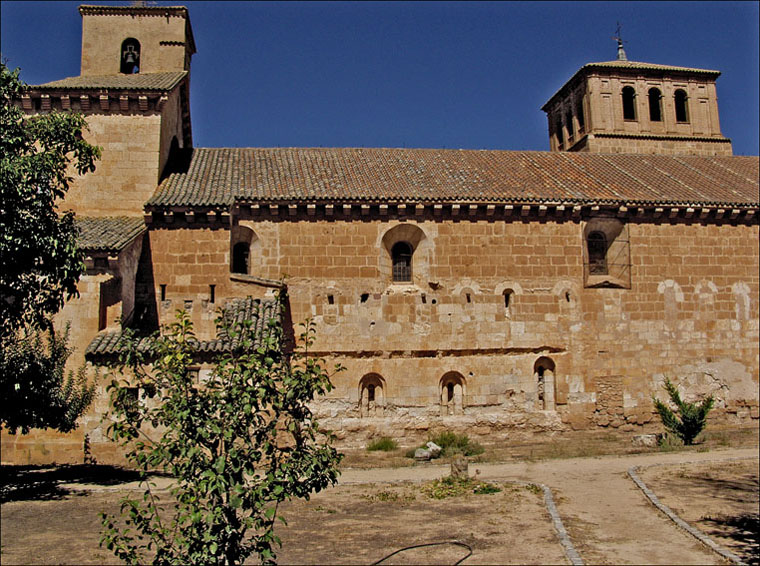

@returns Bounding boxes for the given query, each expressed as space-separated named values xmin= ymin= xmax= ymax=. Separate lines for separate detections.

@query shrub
xmin=100 ymin=304 xmax=343 ymax=565
xmin=366 ymin=437 xmax=398 ymax=452
xmin=430 ymin=431 xmax=484 ymax=457
xmin=653 ymin=378 xmax=714 ymax=446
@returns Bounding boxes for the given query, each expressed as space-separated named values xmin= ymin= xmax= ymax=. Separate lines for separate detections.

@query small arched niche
xmin=534 ymin=357 xmax=556 ymax=411
xmin=440 ymin=372 xmax=466 ymax=416
xmin=359 ymin=373 xmax=385 ymax=417
xmin=120 ymin=38 xmax=141 ymax=74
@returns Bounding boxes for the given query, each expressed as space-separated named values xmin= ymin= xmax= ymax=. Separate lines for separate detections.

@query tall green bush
xmin=100 ymin=303 xmax=343 ymax=565
xmin=653 ymin=378 xmax=714 ymax=445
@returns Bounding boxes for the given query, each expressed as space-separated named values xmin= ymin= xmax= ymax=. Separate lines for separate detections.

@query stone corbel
xmin=41 ymin=94 xmax=51 ymax=111
xmin=21 ymin=94 xmax=32 ymax=110
xmin=119 ymin=95 xmax=129 ymax=111
xmin=61 ymin=95 xmax=71 ymax=110
xmin=138 ymin=96 xmax=148 ymax=111
xmin=415 ymin=204 xmax=425 ymax=216
xmin=486 ymin=204 xmax=495 ymax=216
xmin=325 ymin=204 xmax=334 ymax=216
xmin=468 ymin=204 xmax=478 ymax=216
xmin=157 ymin=95 xmax=168 ymax=111
xmin=80 ymin=95 xmax=90 ymax=110
xmin=99 ymin=95 xmax=109 ymax=111
xmin=379 ymin=204 xmax=388 ymax=215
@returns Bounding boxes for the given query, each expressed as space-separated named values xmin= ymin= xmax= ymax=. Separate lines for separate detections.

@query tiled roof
xmin=149 ymin=148 xmax=759 ymax=209
xmin=76 ymin=216 xmax=146 ymax=253
xmin=35 ymin=72 xmax=187 ymax=91
xmin=583 ymin=60 xmax=720 ymax=75
xmin=85 ymin=297 xmax=281 ymax=360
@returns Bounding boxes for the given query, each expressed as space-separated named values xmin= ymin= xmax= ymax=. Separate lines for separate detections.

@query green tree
xmin=653 ymin=377 xmax=714 ymax=445
xmin=101 ymin=300 xmax=343 ymax=565
xmin=0 ymin=324 xmax=95 ymax=434
xmin=0 ymin=62 xmax=100 ymax=431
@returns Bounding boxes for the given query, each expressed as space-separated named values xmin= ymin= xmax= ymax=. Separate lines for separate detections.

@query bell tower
xmin=80 ymin=4 xmax=196 ymax=76
xmin=19 ymin=5 xmax=196 ymax=216
xmin=542 ymin=39 xmax=733 ymax=156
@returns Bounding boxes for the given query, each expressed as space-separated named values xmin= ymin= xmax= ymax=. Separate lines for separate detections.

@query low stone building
xmin=2 ymin=4 xmax=757 ymax=464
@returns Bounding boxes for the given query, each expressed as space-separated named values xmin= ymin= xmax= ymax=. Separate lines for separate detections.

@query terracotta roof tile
xmin=85 ymin=297 xmax=281 ymax=359
xmin=76 ymin=216 xmax=146 ymax=252
xmin=35 ymin=72 xmax=187 ymax=91
xmin=148 ymin=148 xmax=759 ymax=208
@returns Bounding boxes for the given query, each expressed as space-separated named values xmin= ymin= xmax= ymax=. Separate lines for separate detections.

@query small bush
xmin=653 ymin=378 xmax=714 ymax=445
xmin=430 ymin=431 xmax=484 ymax=457
xmin=366 ymin=437 xmax=398 ymax=452
xmin=421 ymin=476 xmax=500 ymax=499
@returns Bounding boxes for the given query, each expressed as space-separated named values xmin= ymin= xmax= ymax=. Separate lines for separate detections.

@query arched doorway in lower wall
xmin=534 ymin=357 xmax=556 ymax=410
xmin=358 ymin=373 xmax=385 ymax=417
xmin=440 ymin=372 xmax=466 ymax=416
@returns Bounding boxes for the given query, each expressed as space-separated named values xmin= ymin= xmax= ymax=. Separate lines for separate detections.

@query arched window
xmin=440 ymin=372 xmax=465 ymax=416
xmin=391 ymin=241 xmax=413 ymax=282
xmin=120 ymin=38 xmax=141 ymax=74
xmin=232 ymin=242 xmax=249 ymax=274
xmin=648 ymin=88 xmax=662 ymax=122
xmin=534 ymin=357 xmax=556 ymax=411
xmin=565 ymin=109 xmax=574 ymax=139
xmin=587 ymin=231 xmax=608 ymax=275
xmin=359 ymin=374 xmax=385 ymax=417
xmin=622 ymin=86 xmax=637 ymax=121
xmin=555 ymin=115 xmax=564 ymax=148
xmin=576 ymin=100 xmax=585 ymax=133
xmin=674 ymin=89 xmax=689 ymax=123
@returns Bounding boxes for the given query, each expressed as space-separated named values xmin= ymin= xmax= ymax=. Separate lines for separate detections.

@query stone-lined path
xmin=340 ymin=447 xmax=759 ymax=565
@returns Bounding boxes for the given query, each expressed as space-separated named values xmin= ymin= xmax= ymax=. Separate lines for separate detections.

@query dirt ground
xmin=1 ymin=431 xmax=758 ymax=565
xmin=639 ymin=459 xmax=759 ymax=566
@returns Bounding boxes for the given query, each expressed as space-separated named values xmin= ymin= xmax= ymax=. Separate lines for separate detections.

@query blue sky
xmin=2 ymin=1 xmax=758 ymax=155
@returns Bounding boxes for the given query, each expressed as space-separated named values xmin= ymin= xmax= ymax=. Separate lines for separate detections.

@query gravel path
xmin=339 ymin=447 xmax=759 ymax=565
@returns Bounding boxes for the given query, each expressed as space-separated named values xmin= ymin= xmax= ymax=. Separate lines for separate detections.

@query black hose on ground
xmin=372 ymin=541 xmax=473 ymax=565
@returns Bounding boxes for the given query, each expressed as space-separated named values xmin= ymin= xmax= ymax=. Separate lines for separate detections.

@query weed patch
xmin=366 ymin=437 xmax=398 ymax=452
xmin=421 ymin=476 xmax=501 ymax=499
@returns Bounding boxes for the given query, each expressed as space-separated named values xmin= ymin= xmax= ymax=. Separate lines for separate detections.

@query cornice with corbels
xmin=144 ymin=201 xmax=758 ymax=226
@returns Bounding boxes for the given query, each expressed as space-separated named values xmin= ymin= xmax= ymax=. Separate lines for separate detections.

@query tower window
xmin=648 ymin=88 xmax=662 ymax=122
xmin=555 ymin=115 xmax=564 ymax=148
xmin=622 ymin=86 xmax=637 ymax=121
xmin=120 ymin=38 xmax=141 ymax=74
xmin=674 ymin=89 xmax=689 ymax=123
xmin=565 ymin=109 xmax=574 ymax=140
xmin=576 ymin=100 xmax=585 ymax=133
xmin=391 ymin=241 xmax=413 ymax=282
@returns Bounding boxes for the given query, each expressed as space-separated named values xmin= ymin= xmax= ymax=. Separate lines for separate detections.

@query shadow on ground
xmin=0 ymin=465 xmax=143 ymax=503
xmin=703 ymin=513 xmax=760 ymax=566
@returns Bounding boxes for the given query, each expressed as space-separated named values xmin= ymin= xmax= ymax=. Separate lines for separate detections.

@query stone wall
xmin=146 ymin=214 xmax=758 ymax=438
xmin=4 ymin=213 xmax=756 ymax=464
xmin=81 ymin=9 xmax=190 ymax=75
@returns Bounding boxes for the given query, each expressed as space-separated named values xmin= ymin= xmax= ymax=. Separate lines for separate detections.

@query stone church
xmin=3 ymin=4 xmax=758 ymax=464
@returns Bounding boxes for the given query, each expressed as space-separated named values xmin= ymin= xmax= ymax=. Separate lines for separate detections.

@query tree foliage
xmin=653 ymin=377 xmax=714 ymax=445
xmin=0 ymin=324 xmax=96 ymax=434
xmin=0 ymin=62 xmax=100 ymax=339
xmin=0 ymin=62 xmax=100 ymax=432
xmin=100 ymin=301 xmax=343 ymax=565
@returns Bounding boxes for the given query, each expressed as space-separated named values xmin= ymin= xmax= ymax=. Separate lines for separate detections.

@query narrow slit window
xmin=555 ymin=115 xmax=564 ymax=148
xmin=565 ymin=109 xmax=574 ymax=139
